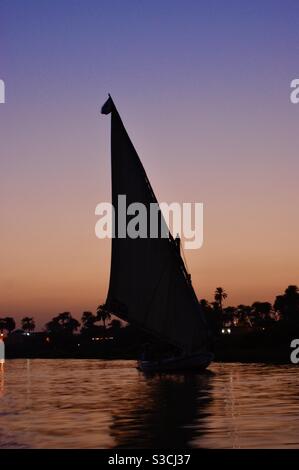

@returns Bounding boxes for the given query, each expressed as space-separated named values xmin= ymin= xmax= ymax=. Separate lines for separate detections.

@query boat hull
xmin=137 ymin=351 xmax=214 ymax=373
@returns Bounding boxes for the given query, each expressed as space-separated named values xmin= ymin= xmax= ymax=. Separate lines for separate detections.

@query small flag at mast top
xmin=101 ymin=95 xmax=114 ymax=115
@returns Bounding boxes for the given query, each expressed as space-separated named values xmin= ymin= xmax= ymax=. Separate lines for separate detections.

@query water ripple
xmin=0 ymin=360 xmax=299 ymax=448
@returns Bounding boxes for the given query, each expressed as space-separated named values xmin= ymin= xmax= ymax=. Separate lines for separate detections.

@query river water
xmin=0 ymin=359 xmax=298 ymax=448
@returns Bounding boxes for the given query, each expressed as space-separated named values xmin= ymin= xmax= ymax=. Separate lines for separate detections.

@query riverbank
xmin=3 ymin=323 xmax=298 ymax=364
xmin=3 ymin=345 xmax=295 ymax=365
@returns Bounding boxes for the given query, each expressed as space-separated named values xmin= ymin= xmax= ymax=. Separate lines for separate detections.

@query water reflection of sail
xmin=110 ymin=372 xmax=213 ymax=448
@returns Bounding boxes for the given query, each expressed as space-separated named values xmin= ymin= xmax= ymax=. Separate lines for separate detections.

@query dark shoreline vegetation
xmin=1 ymin=285 xmax=299 ymax=363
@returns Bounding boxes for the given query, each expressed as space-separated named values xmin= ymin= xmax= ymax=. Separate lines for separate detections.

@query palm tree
xmin=45 ymin=317 xmax=62 ymax=335
xmin=96 ymin=304 xmax=111 ymax=331
xmin=285 ymin=285 xmax=299 ymax=297
xmin=274 ymin=285 xmax=299 ymax=322
xmin=46 ymin=312 xmax=80 ymax=336
xmin=21 ymin=317 xmax=35 ymax=333
xmin=81 ymin=311 xmax=97 ymax=329
xmin=57 ymin=312 xmax=80 ymax=334
xmin=214 ymin=287 xmax=227 ymax=311
xmin=66 ymin=317 xmax=81 ymax=334
xmin=3 ymin=317 xmax=16 ymax=334
xmin=80 ymin=311 xmax=98 ymax=339
xmin=252 ymin=302 xmax=272 ymax=320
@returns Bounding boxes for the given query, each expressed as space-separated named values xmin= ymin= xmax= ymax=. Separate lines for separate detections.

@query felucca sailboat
xmin=101 ymin=95 xmax=213 ymax=372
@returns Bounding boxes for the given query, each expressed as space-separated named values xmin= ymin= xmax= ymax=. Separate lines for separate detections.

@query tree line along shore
xmin=1 ymin=285 xmax=299 ymax=363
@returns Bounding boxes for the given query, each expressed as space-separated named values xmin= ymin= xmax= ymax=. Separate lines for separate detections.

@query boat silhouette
xmin=101 ymin=95 xmax=213 ymax=372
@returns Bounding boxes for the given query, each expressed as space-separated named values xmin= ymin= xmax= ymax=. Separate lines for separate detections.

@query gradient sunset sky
xmin=1 ymin=0 xmax=299 ymax=327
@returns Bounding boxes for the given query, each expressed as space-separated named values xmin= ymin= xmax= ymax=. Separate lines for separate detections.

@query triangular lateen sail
xmin=102 ymin=96 xmax=208 ymax=353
